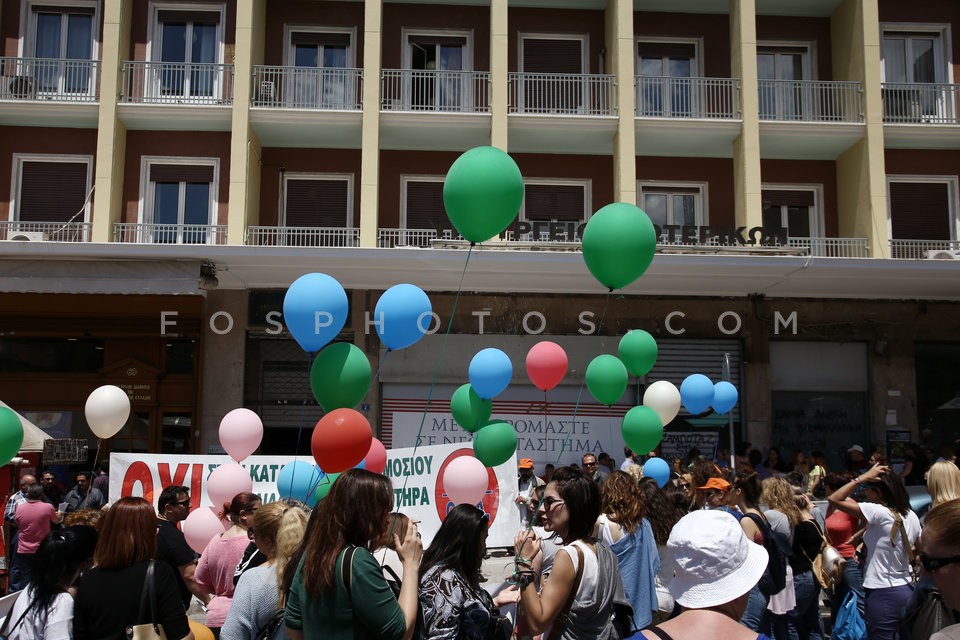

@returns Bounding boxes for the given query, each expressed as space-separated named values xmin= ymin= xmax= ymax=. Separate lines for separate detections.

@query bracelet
xmin=853 ymin=477 xmax=861 ymax=485
xmin=515 ymin=556 xmax=534 ymax=565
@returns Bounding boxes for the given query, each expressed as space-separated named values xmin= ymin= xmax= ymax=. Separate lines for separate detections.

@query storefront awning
xmin=0 ymin=259 xmax=202 ymax=295
xmin=0 ymin=400 xmax=52 ymax=453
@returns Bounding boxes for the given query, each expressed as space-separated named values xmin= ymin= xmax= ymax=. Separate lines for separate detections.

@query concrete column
xmin=730 ymin=0 xmax=762 ymax=229
xmin=91 ymin=0 xmax=131 ymax=243
xmin=606 ymin=0 xmax=636 ymax=204
xmin=490 ymin=0 xmax=509 ymax=150
xmin=358 ymin=0 xmax=384 ymax=248
xmin=198 ymin=290 xmax=248 ymax=452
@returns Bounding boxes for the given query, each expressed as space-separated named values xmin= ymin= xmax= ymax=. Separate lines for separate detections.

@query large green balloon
xmin=0 ymin=408 xmax=24 ymax=467
xmin=621 ymin=406 xmax=664 ymax=455
xmin=581 ymin=202 xmax=657 ymax=290
xmin=619 ymin=330 xmax=658 ymax=377
xmin=310 ymin=343 xmax=372 ymax=411
xmin=585 ymin=354 xmax=628 ymax=406
xmin=450 ymin=384 xmax=492 ymax=433
xmin=314 ymin=472 xmax=341 ymax=502
xmin=473 ymin=420 xmax=517 ymax=467
xmin=443 ymin=147 xmax=524 ymax=243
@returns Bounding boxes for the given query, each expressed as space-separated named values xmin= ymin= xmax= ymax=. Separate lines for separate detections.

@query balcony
xmin=890 ymin=239 xmax=960 ymax=260
xmin=786 ymin=237 xmax=869 ymax=258
xmin=882 ymin=83 xmax=960 ymax=150
xmin=378 ymin=229 xmax=461 ymax=248
xmin=0 ymin=221 xmax=92 ymax=242
xmin=247 ymin=226 xmax=359 ymax=247
xmin=0 ymin=57 xmax=100 ymax=127
xmin=758 ymin=80 xmax=864 ymax=160
xmin=118 ymin=61 xmax=234 ymax=131
xmin=113 ymin=223 xmax=228 ymax=245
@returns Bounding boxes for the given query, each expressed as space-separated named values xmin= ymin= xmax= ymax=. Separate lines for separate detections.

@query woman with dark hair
xmin=787 ymin=493 xmax=825 ymax=640
xmin=828 ymin=463 xmax=921 ymax=640
xmin=807 ymin=451 xmax=827 ymax=499
xmin=419 ymin=504 xmax=513 ymax=639
xmin=514 ymin=466 xmax=628 ymax=639
xmin=901 ymin=444 xmax=931 ymax=486
xmin=597 ymin=471 xmax=658 ymax=630
xmin=765 ymin=448 xmax=791 ymax=474
xmin=730 ymin=471 xmax=770 ymax=634
xmin=823 ymin=472 xmax=864 ymax=625
xmin=284 ymin=469 xmax=422 ymax=640
xmin=73 ymin=496 xmax=192 ymax=640
xmin=196 ymin=491 xmax=261 ymax=636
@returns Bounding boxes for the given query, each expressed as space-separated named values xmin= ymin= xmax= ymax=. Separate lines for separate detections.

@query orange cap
xmin=518 ymin=458 xmax=535 ymax=469
xmin=697 ymin=477 xmax=732 ymax=492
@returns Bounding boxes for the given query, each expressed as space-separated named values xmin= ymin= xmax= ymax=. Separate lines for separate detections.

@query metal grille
xmin=43 ymin=438 xmax=90 ymax=464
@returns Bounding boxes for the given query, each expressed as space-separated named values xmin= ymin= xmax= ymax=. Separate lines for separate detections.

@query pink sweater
xmin=195 ymin=532 xmax=250 ymax=627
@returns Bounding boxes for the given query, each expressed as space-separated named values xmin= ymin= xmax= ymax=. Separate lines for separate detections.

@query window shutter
xmin=405 ymin=181 xmax=446 ymax=229
xmin=32 ymin=5 xmax=96 ymax=15
xmin=18 ymin=161 xmax=88 ymax=223
xmin=410 ymin=36 xmax=467 ymax=47
xmin=150 ymin=164 xmax=214 ymax=183
xmin=637 ymin=42 xmax=696 ymax=60
xmin=524 ymin=184 xmax=585 ymax=221
xmin=284 ymin=178 xmax=349 ymax=227
xmin=889 ymin=182 xmax=950 ymax=240
xmin=290 ymin=32 xmax=351 ymax=47
xmin=157 ymin=10 xmax=221 ymax=24
xmin=522 ymin=38 xmax=583 ymax=74
xmin=761 ymin=190 xmax=815 ymax=207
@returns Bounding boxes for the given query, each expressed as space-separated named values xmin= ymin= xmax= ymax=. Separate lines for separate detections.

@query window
xmin=887 ymin=178 xmax=957 ymax=242
xmin=283 ymin=174 xmax=353 ymax=246
xmin=757 ymin=45 xmax=812 ymax=120
xmin=881 ymin=27 xmax=952 ymax=122
xmin=25 ymin=3 xmax=96 ymax=95
xmin=761 ymin=186 xmax=822 ymax=238
xmin=12 ymin=155 xmax=92 ymax=224
xmin=520 ymin=180 xmax=589 ymax=239
xmin=403 ymin=30 xmax=471 ymax=111
xmin=402 ymin=178 xmax=447 ymax=231
xmin=519 ymin=35 xmax=586 ymax=113
xmin=636 ymin=40 xmax=699 ymax=117
xmin=141 ymin=158 xmax=218 ymax=244
xmin=285 ymin=28 xmax=355 ymax=108
xmin=638 ymin=183 xmax=707 ymax=236
xmin=150 ymin=4 xmax=224 ymax=99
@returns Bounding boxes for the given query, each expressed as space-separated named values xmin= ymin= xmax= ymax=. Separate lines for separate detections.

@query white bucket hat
xmin=667 ymin=510 xmax=769 ymax=609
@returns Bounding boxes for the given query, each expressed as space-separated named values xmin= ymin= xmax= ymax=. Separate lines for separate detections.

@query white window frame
xmin=756 ymin=41 xmax=816 ymax=80
xmin=402 ymin=28 xmax=474 ymax=71
xmin=146 ymin=3 xmax=226 ymax=64
xmin=19 ymin=0 xmax=100 ymax=60
xmin=400 ymin=174 xmax=446 ymax=230
xmin=879 ymin=23 xmax=953 ymax=84
xmin=637 ymin=180 xmax=709 ymax=229
xmin=283 ymin=25 xmax=357 ymax=68
xmin=281 ymin=172 xmax=354 ymax=227
xmin=519 ymin=178 xmax=592 ymax=228
xmin=885 ymin=175 xmax=960 ymax=241
xmin=9 ymin=153 xmax=94 ymax=223
xmin=760 ymin=182 xmax=824 ymax=239
xmin=138 ymin=155 xmax=219 ymax=242
xmin=635 ymin=37 xmax=703 ymax=77
xmin=518 ymin=33 xmax=589 ymax=73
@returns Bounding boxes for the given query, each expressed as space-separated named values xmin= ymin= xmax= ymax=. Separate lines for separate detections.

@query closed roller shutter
xmin=405 ymin=180 xmax=446 ymax=229
xmin=889 ymin=181 xmax=950 ymax=240
xmin=522 ymin=38 xmax=583 ymax=74
xmin=524 ymin=183 xmax=586 ymax=222
xmin=285 ymin=178 xmax=350 ymax=227
xmin=18 ymin=161 xmax=89 ymax=223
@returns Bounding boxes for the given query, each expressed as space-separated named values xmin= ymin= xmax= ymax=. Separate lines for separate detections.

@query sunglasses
xmin=176 ymin=499 xmax=192 ymax=507
xmin=541 ymin=497 xmax=565 ymax=511
xmin=678 ymin=482 xmax=691 ymax=489
xmin=918 ymin=553 xmax=960 ymax=573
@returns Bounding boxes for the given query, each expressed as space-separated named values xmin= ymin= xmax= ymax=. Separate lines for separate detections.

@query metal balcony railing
xmin=0 ymin=220 xmax=92 ymax=242
xmin=252 ymin=66 xmax=362 ymax=110
xmin=246 ymin=226 xmax=360 ymax=247
xmin=508 ymin=73 xmax=617 ymax=116
xmin=889 ymin=239 xmax=960 ymax=260
xmin=378 ymin=228 xmax=450 ymax=248
xmin=787 ymin=237 xmax=870 ymax=258
xmin=882 ymin=83 xmax=959 ymax=125
xmin=0 ymin=57 xmax=99 ymax=102
xmin=121 ymin=61 xmax=234 ymax=105
xmin=380 ymin=70 xmax=490 ymax=113
xmin=113 ymin=223 xmax=228 ymax=245
xmin=758 ymin=79 xmax=862 ymax=123
xmin=635 ymin=76 xmax=740 ymax=119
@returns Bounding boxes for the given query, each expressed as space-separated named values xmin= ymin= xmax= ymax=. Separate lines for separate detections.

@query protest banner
xmin=659 ymin=431 xmax=720 ymax=463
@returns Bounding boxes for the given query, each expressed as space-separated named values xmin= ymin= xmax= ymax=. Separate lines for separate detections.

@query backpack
xmin=832 ymin=591 xmax=867 ymax=640
xmin=742 ymin=512 xmax=790 ymax=597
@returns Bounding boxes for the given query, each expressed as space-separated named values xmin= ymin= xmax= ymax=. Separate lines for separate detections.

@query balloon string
xmin=371 ymin=348 xmax=390 ymax=385
xmin=290 ymin=350 xmax=314 ymax=501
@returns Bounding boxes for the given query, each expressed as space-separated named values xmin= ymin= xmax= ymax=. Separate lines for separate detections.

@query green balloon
xmin=0 ymin=408 xmax=24 ymax=467
xmin=621 ymin=406 xmax=664 ymax=455
xmin=581 ymin=202 xmax=657 ymax=290
xmin=314 ymin=473 xmax=341 ymax=501
xmin=619 ymin=330 xmax=658 ymax=377
xmin=450 ymin=384 xmax=492 ymax=433
xmin=473 ymin=420 xmax=517 ymax=467
xmin=443 ymin=146 xmax=524 ymax=243
xmin=585 ymin=354 xmax=628 ymax=406
xmin=310 ymin=343 xmax=372 ymax=411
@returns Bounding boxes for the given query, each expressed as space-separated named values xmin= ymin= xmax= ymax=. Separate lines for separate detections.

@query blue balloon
xmin=712 ymin=381 xmax=739 ymax=414
xmin=374 ymin=284 xmax=432 ymax=351
xmin=277 ymin=460 xmax=323 ymax=507
xmin=283 ymin=273 xmax=348 ymax=353
xmin=643 ymin=457 xmax=671 ymax=488
xmin=680 ymin=374 xmax=714 ymax=415
xmin=468 ymin=348 xmax=513 ymax=400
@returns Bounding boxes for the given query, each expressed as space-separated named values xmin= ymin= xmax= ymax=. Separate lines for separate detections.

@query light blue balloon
xmin=277 ymin=460 xmax=323 ymax=507
xmin=643 ymin=457 xmax=671 ymax=488
xmin=283 ymin=273 xmax=348 ymax=353
xmin=680 ymin=374 xmax=714 ymax=415
xmin=374 ymin=284 xmax=432 ymax=351
xmin=468 ymin=348 xmax=513 ymax=400
xmin=712 ymin=381 xmax=739 ymax=414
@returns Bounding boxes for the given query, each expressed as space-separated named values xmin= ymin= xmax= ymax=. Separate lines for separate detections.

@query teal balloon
xmin=0 ymin=408 xmax=23 ymax=467
xmin=621 ymin=406 xmax=664 ymax=455
xmin=473 ymin=421 xmax=517 ymax=467
xmin=314 ymin=473 xmax=341 ymax=501
xmin=310 ymin=343 xmax=372 ymax=411
xmin=618 ymin=330 xmax=658 ymax=377
xmin=581 ymin=202 xmax=657 ymax=290
xmin=450 ymin=384 xmax=492 ymax=433
xmin=585 ymin=354 xmax=628 ymax=406
xmin=443 ymin=147 xmax=524 ymax=243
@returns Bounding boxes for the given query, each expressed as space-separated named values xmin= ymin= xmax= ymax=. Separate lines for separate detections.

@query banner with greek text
xmin=659 ymin=431 xmax=719 ymax=463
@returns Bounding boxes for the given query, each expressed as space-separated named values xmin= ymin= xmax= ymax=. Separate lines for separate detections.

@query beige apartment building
xmin=0 ymin=0 xmax=958 ymax=469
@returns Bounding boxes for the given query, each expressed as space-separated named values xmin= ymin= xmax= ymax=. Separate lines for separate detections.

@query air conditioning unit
xmin=5 ymin=231 xmax=48 ymax=242
xmin=925 ymin=249 xmax=960 ymax=260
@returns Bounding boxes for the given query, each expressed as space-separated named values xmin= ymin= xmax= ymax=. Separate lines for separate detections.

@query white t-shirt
xmin=544 ymin=540 xmax=599 ymax=637
xmin=4 ymin=587 xmax=73 ymax=640
xmin=860 ymin=502 xmax=921 ymax=589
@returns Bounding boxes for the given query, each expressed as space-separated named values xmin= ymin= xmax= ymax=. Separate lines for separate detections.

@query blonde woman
xmin=760 ymin=477 xmax=803 ymax=640
xmin=927 ymin=461 xmax=960 ymax=507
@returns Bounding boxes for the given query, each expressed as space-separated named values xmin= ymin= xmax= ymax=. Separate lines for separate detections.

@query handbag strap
xmin=546 ymin=543 xmax=585 ymax=640
xmin=643 ymin=627 xmax=677 ymax=640
xmin=137 ymin=560 xmax=161 ymax=633
xmin=0 ymin=592 xmax=36 ymax=637
xmin=340 ymin=546 xmax=358 ymax=601
xmin=889 ymin=509 xmax=918 ymax=580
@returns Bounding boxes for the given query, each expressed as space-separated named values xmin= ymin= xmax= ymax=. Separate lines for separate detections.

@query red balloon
xmin=525 ymin=341 xmax=568 ymax=391
xmin=311 ymin=409 xmax=373 ymax=473
xmin=365 ymin=438 xmax=388 ymax=474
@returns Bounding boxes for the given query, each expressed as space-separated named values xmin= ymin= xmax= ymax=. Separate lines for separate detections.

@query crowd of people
xmin=0 ymin=441 xmax=957 ymax=640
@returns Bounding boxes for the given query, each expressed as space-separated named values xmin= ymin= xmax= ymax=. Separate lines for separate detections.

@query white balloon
xmin=85 ymin=385 xmax=131 ymax=439
xmin=643 ymin=380 xmax=681 ymax=427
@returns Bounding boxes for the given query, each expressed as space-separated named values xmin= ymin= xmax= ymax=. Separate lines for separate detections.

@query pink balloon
xmin=365 ymin=438 xmax=388 ymax=474
xmin=525 ymin=341 xmax=568 ymax=392
xmin=183 ymin=506 xmax=226 ymax=554
xmin=443 ymin=455 xmax=489 ymax=506
xmin=219 ymin=408 xmax=263 ymax=463
xmin=207 ymin=462 xmax=253 ymax=509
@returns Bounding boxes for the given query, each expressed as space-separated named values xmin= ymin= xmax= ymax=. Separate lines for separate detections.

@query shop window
xmin=13 ymin=156 xmax=92 ymax=224
xmin=520 ymin=181 xmax=589 ymax=239
xmin=401 ymin=177 xmax=447 ymax=231
xmin=164 ymin=339 xmax=196 ymax=374
xmin=112 ymin=411 xmax=150 ymax=453
xmin=0 ymin=337 xmax=103 ymax=373
xmin=285 ymin=29 xmax=354 ymax=108
xmin=141 ymin=159 xmax=217 ymax=243
xmin=761 ymin=187 xmax=822 ymax=238
xmin=638 ymin=182 xmax=706 ymax=231
xmin=161 ymin=413 xmax=192 ymax=454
